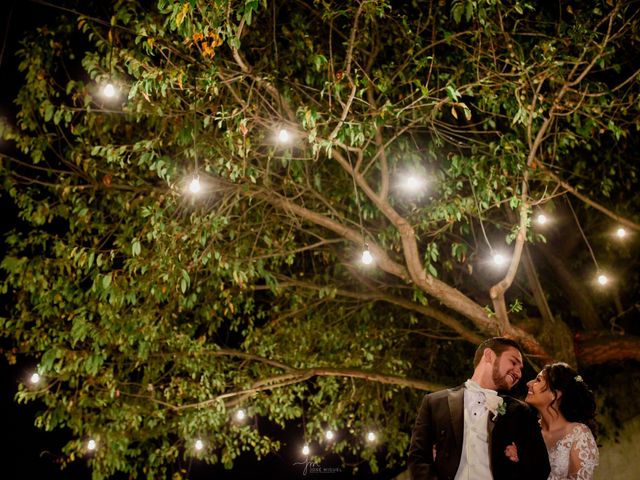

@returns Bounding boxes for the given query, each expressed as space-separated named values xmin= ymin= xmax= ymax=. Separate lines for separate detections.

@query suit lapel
xmin=487 ymin=394 xmax=506 ymax=473
xmin=487 ymin=401 xmax=497 ymax=436
xmin=448 ymin=386 xmax=465 ymax=449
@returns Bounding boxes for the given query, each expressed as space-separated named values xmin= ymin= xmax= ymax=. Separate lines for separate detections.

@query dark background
xmin=0 ymin=2 xmax=403 ymax=478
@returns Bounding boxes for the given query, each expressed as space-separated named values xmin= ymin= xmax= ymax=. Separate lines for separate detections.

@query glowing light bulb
xmin=492 ymin=253 xmax=507 ymax=267
xmin=188 ymin=176 xmax=201 ymax=194
xmin=366 ymin=431 xmax=377 ymax=443
xmin=87 ymin=439 xmax=97 ymax=451
xmin=102 ymin=83 xmax=116 ymax=98
xmin=30 ymin=373 xmax=41 ymax=384
xmin=616 ymin=227 xmax=627 ymax=238
xmin=536 ymin=214 xmax=547 ymax=225
xmin=277 ymin=128 xmax=291 ymax=143
xmin=325 ymin=430 xmax=334 ymax=441
xmin=597 ymin=274 xmax=609 ymax=286
xmin=235 ymin=409 xmax=246 ymax=421
xmin=194 ymin=439 xmax=204 ymax=451
xmin=403 ymin=175 xmax=426 ymax=193
xmin=302 ymin=444 xmax=310 ymax=456
xmin=361 ymin=247 xmax=373 ymax=265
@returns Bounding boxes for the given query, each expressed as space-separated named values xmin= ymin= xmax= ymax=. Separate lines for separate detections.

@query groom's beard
xmin=492 ymin=360 xmax=512 ymax=391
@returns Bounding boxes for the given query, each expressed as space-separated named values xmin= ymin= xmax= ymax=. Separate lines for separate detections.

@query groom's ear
xmin=483 ymin=348 xmax=496 ymax=363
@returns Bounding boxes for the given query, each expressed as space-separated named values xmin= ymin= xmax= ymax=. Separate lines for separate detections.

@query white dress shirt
xmin=454 ymin=380 xmax=495 ymax=480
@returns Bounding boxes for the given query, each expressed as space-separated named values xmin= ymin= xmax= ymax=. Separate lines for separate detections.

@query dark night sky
xmin=0 ymin=2 xmax=403 ymax=478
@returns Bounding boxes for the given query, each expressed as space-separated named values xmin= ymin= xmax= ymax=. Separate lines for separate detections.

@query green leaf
xmin=132 ymin=239 xmax=141 ymax=256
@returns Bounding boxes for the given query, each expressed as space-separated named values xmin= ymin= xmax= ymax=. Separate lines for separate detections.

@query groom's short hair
xmin=473 ymin=337 xmax=522 ymax=367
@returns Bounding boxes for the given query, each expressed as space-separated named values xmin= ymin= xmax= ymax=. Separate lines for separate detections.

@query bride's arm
xmin=567 ymin=424 xmax=599 ymax=480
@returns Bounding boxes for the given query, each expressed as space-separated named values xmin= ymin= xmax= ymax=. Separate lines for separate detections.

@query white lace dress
xmin=547 ymin=423 xmax=599 ymax=480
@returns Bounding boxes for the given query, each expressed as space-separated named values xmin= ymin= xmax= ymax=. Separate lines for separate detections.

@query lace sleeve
xmin=567 ymin=424 xmax=599 ymax=480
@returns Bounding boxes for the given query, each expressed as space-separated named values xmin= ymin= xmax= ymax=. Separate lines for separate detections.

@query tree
xmin=1 ymin=0 xmax=639 ymax=477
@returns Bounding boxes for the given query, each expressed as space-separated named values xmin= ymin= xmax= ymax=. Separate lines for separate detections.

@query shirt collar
xmin=464 ymin=379 xmax=498 ymax=397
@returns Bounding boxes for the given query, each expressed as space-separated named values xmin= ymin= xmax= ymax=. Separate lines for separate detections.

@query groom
xmin=408 ymin=337 xmax=550 ymax=480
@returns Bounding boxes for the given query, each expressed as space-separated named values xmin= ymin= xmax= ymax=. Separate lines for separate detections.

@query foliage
xmin=1 ymin=0 xmax=640 ymax=477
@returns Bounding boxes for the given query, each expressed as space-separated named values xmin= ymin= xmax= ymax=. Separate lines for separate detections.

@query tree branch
xmin=270 ymin=275 xmax=484 ymax=344
xmin=543 ymin=168 xmax=640 ymax=232
xmin=124 ymin=367 xmax=445 ymax=412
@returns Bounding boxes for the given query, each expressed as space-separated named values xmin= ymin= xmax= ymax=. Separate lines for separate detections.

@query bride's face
xmin=525 ymin=372 xmax=556 ymax=409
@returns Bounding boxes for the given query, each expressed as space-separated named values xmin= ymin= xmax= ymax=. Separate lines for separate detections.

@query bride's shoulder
xmin=567 ymin=423 xmax=596 ymax=442
xmin=568 ymin=422 xmax=591 ymax=433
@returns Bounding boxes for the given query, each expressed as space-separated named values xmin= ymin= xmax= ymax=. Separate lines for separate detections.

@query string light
xmin=87 ymin=439 xmax=97 ymax=451
xmin=30 ymin=372 xmax=41 ymax=384
xmin=567 ymin=197 xmax=605 ymax=291
xmin=325 ymin=430 xmax=334 ymax=441
xmin=194 ymin=439 xmax=204 ymax=451
xmin=491 ymin=252 xmax=508 ymax=267
xmin=361 ymin=244 xmax=373 ymax=265
xmin=301 ymin=444 xmax=310 ymax=456
xmin=366 ymin=431 xmax=377 ymax=443
xmin=234 ymin=409 xmax=246 ymax=422
xmin=401 ymin=174 xmax=426 ymax=193
xmin=188 ymin=175 xmax=201 ymax=194
xmin=277 ymin=128 xmax=291 ymax=143
xmin=102 ymin=35 xmax=117 ymax=100
xmin=101 ymin=82 xmax=117 ymax=99
xmin=616 ymin=227 xmax=627 ymax=238
xmin=189 ymin=106 xmax=202 ymax=196
xmin=535 ymin=214 xmax=548 ymax=225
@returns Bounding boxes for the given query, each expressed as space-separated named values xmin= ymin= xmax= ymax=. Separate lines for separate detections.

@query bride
xmin=507 ymin=362 xmax=599 ymax=480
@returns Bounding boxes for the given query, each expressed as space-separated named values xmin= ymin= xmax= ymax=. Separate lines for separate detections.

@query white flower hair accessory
xmin=485 ymin=395 xmax=506 ymax=420
xmin=574 ymin=375 xmax=583 ymax=383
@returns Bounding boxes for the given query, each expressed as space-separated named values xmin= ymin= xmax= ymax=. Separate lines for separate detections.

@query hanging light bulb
xmin=194 ymin=439 xmax=204 ymax=451
xmin=301 ymin=444 xmax=310 ymax=456
xmin=597 ymin=274 xmax=609 ymax=286
xmin=616 ymin=227 xmax=627 ymax=238
xmin=30 ymin=372 xmax=41 ymax=384
xmin=87 ymin=439 xmax=97 ymax=451
xmin=536 ymin=214 xmax=548 ymax=225
xmin=277 ymin=128 xmax=291 ymax=143
xmin=402 ymin=175 xmax=426 ymax=193
xmin=492 ymin=252 xmax=507 ymax=267
xmin=325 ymin=430 xmax=334 ymax=441
xmin=234 ymin=409 xmax=246 ymax=422
xmin=101 ymin=82 xmax=117 ymax=98
xmin=361 ymin=244 xmax=373 ymax=265
xmin=188 ymin=175 xmax=201 ymax=194
xmin=366 ymin=431 xmax=377 ymax=443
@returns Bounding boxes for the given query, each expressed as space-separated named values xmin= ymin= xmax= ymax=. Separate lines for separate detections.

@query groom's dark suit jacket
xmin=407 ymin=385 xmax=550 ymax=480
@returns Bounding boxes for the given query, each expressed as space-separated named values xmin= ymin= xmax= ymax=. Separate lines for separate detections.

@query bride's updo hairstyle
xmin=543 ymin=362 xmax=597 ymax=436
